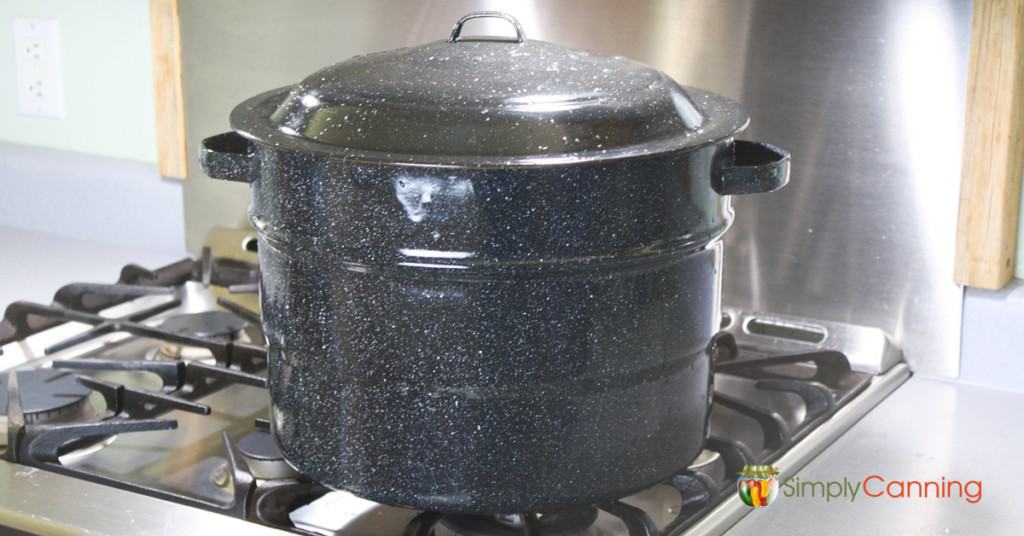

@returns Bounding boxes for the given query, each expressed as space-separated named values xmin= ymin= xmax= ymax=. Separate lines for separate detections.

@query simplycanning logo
xmin=737 ymin=465 xmax=780 ymax=507
xmin=737 ymin=465 xmax=983 ymax=506
xmin=784 ymin=474 xmax=983 ymax=504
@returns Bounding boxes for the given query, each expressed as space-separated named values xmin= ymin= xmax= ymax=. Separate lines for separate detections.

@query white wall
xmin=960 ymin=281 xmax=1024 ymax=393
xmin=1018 ymin=173 xmax=1024 ymax=279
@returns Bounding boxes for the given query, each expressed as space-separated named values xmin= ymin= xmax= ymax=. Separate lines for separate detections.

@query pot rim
xmin=228 ymin=86 xmax=750 ymax=169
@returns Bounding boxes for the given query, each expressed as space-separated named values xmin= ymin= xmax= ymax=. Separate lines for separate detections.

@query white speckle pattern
xmin=248 ymin=148 xmax=729 ymax=513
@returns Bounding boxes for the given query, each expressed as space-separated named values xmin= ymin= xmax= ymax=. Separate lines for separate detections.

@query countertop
xmin=726 ymin=377 xmax=1022 ymax=535
xmin=0 ymin=225 xmax=187 ymax=308
xmin=1 ymin=226 xmax=1019 ymax=534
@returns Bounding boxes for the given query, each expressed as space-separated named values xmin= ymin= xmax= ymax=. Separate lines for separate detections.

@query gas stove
xmin=0 ymin=238 xmax=910 ymax=536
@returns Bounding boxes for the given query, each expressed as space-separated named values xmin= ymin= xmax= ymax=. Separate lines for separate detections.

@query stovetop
xmin=0 ymin=244 xmax=910 ymax=536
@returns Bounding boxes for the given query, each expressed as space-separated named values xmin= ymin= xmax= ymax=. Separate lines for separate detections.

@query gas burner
xmin=237 ymin=429 xmax=300 ymax=480
xmin=145 ymin=342 xmax=217 ymax=363
xmin=140 ymin=312 xmax=250 ymax=363
xmin=158 ymin=311 xmax=247 ymax=339
xmin=0 ymin=369 xmax=92 ymax=429
xmin=439 ymin=509 xmax=599 ymax=536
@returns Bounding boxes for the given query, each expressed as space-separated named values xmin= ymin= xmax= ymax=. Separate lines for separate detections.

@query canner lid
xmin=229 ymin=11 xmax=750 ymax=167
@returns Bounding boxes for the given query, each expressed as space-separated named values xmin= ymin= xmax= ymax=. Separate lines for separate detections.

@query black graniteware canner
xmin=200 ymin=12 xmax=789 ymax=514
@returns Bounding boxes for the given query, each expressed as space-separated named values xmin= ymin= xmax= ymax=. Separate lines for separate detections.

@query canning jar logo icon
xmin=738 ymin=465 xmax=780 ymax=507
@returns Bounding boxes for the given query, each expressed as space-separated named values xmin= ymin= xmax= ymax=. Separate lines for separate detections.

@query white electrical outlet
xmin=13 ymin=18 xmax=64 ymax=118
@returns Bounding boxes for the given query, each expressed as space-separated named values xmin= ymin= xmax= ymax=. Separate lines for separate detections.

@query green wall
xmin=179 ymin=0 xmax=420 ymax=251
xmin=0 ymin=0 xmax=156 ymax=163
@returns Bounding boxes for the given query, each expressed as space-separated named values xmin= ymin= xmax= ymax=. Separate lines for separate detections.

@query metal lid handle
xmin=449 ymin=11 xmax=526 ymax=43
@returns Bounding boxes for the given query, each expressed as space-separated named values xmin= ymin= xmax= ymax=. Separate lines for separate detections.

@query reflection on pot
xmin=394 ymin=175 xmax=475 ymax=223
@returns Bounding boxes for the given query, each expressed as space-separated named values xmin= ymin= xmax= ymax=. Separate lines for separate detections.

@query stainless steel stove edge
xmin=0 ymin=462 xmax=291 ymax=536
xmin=682 ymin=362 xmax=912 ymax=536
xmin=721 ymin=308 xmax=903 ymax=374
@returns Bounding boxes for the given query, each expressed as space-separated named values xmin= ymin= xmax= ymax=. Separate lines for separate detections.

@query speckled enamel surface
xmin=205 ymin=24 xmax=759 ymax=514
xmin=251 ymin=147 xmax=727 ymax=513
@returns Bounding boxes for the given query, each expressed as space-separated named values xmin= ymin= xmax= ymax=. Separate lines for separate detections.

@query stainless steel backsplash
xmin=181 ymin=0 xmax=969 ymax=376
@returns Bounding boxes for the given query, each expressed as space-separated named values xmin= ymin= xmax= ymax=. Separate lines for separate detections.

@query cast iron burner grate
xmin=0 ymin=254 xmax=872 ymax=536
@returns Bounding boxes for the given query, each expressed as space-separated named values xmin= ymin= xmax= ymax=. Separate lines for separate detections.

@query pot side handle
xmin=713 ymin=140 xmax=790 ymax=195
xmin=199 ymin=132 xmax=257 ymax=183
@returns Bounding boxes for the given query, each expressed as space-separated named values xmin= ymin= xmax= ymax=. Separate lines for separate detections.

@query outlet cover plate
xmin=13 ymin=18 xmax=65 ymax=118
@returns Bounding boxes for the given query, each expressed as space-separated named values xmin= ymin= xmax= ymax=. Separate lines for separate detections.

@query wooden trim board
xmin=149 ymin=0 xmax=187 ymax=179
xmin=954 ymin=0 xmax=1024 ymax=289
